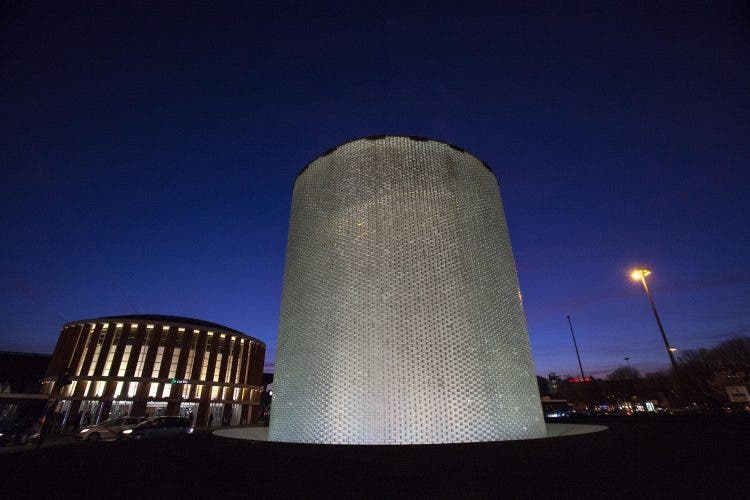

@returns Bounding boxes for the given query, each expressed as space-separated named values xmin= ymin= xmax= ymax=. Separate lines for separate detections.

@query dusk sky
xmin=2 ymin=2 xmax=748 ymax=377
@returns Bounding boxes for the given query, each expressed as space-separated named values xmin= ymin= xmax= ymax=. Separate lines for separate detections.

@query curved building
xmin=43 ymin=315 xmax=265 ymax=428
xmin=270 ymin=136 xmax=546 ymax=444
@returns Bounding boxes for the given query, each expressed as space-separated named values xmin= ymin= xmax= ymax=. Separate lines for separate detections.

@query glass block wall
xmin=270 ymin=136 xmax=546 ymax=444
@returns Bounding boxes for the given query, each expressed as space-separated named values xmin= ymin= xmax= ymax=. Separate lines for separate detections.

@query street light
xmin=566 ymin=315 xmax=586 ymax=380
xmin=630 ymin=268 xmax=678 ymax=371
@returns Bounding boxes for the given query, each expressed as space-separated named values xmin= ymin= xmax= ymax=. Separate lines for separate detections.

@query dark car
xmin=121 ymin=416 xmax=193 ymax=439
xmin=541 ymin=399 xmax=572 ymax=421
xmin=0 ymin=419 xmax=40 ymax=447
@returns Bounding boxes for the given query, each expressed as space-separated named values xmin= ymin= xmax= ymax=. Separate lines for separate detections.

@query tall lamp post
xmin=630 ymin=268 xmax=678 ymax=371
xmin=566 ymin=315 xmax=586 ymax=379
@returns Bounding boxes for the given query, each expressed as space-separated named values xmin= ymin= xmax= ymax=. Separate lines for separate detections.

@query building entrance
xmin=145 ymin=402 xmax=167 ymax=417
xmin=179 ymin=402 xmax=199 ymax=424
xmin=208 ymin=402 xmax=224 ymax=427
xmin=109 ymin=400 xmax=132 ymax=418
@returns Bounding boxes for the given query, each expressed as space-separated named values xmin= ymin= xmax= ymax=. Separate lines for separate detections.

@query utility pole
xmin=566 ymin=315 xmax=586 ymax=379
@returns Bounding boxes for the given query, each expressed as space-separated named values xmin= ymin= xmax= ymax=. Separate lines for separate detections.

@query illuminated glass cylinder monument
xmin=270 ymin=136 xmax=546 ymax=444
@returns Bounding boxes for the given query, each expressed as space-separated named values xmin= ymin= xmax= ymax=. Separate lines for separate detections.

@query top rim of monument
xmin=294 ymin=135 xmax=495 ymax=185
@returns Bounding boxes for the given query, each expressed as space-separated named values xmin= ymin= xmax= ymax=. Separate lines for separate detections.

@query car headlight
xmin=80 ymin=428 xmax=90 ymax=434
xmin=122 ymin=429 xmax=133 ymax=434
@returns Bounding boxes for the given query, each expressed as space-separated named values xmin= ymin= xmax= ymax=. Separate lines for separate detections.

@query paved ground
xmin=1 ymin=418 xmax=748 ymax=498
xmin=213 ymin=422 xmax=608 ymax=441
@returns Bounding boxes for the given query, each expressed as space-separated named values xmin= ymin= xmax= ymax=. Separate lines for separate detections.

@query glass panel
xmin=118 ymin=345 xmax=132 ymax=376
xmin=87 ymin=325 xmax=109 ymax=376
xmin=127 ymin=382 xmax=138 ymax=397
xmin=168 ymin=347 xmax=180 ymax=378
xmin=102 ymin=324 xmax=122 ymax=376
xmin=134 ymin=330 xmax=152 ymax=377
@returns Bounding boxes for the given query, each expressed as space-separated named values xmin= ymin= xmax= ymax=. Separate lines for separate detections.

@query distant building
xmin=0 ymin=351 xmax=51 ymax=423
xmin=537 ymin=376 xmax=551 ymax=398
xmin=548 ymin=372 xmax=561 ymax=396
xmin=0 ymin=351 xmax=51 ymax=394
xmin=43 ymin=315 xmax=265 ymax=428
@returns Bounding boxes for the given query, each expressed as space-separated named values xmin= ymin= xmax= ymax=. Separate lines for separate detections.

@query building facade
xmin=0 ymin=351 xmax=51 ymax=424
xmin=270 ymin=136 xmax=546 ymax=444
xmin=43 ymin=315 xmax=265 ymax=428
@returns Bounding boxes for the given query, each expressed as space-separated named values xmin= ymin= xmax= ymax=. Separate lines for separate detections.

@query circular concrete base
xmin=214 ymin=423 xmax=607 ymax=443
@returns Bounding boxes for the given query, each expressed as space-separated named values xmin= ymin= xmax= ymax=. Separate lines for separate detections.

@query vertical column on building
xmin=66 ymin=324 xmax=90 ymax=379
xmin=159 ymin=327 xmax=178 ymax=415
xmin=217 ymin=335 xmax=231 ymax=425
xmin=69 ymin=323 xmax=103 ymax=425
xmin=188 ymin=330 xmax=207 ymax=424
xmin=124 ymin=324 xmax=147 ymax=416
xmin=101 ymin=323 xmax=132 ymax=419
xmin=133 ymin=324 xmax=161 ymax=416
xmin=198 ymin=332 xmax=219 ymax=427
xmin=237 ymin=339 xmax=250 ymax=424
xmin=249 ymin=342 xmax=266 ymax=423
xmin=62 ymin=323 xmax=93 ymax=425
xmin=171 ymin=328 xmax=194 ymax=414
xmin=95 ymin=322 xmax=121 ymax=421
xmin=45 ymin=326 xmax=79 ymax=382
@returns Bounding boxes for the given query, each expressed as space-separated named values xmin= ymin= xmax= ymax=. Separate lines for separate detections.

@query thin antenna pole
xmin=566 ymin=315 xmax=586 ymax=379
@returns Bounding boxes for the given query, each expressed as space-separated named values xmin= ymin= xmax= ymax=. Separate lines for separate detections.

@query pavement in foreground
xmin=1 ymin=419 xmax=748 ymax=498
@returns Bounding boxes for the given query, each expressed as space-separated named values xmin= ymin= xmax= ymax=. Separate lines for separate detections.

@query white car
xmin=78 ymin=416 xmax=144 ymax=441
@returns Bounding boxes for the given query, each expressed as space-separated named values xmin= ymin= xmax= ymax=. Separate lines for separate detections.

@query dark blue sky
xmin=2 ymin=2 xmax=748 ymax=377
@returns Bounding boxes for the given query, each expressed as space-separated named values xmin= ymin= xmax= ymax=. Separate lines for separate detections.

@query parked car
xmin=78 ymin=416 xmax=145 ymax=441
xmin=121 ymin=416 xmax=193 ymax=439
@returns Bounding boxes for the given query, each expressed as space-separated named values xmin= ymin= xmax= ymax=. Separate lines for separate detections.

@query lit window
xmin=87 ymin=325 xmax=109 ymax=376
xmin=213 ymin=353 xmax=222 ymax=382
xmin=162 ymin=384 xmax=171 ymax=398
xmin=184 ymin=334 xmax=199 ymax=379
xmin=75 ymin=326 xmax=94 ymax=375
xmin=64 ymin=381 xmax=77 ymax=398
xmin=148 ymin=383 xmax=158 ymax=398
xmin=114 ymin=381 xmax=124 ymax=398
xmin=127 ymin=382 xmax=138 ymax=397
xmin=102 ymin=324 xmax=123 ymax=376
xmin=168 ymin=347 xmax=180 ymax=378
xmin=94 ymin=380 xmax=106 ymax=397
xmin=118 ymin=346 xmax=132 ymax=376
xmin=134 ymin=329 xmax=151 ymax=377
xmin=151 ymin=345 xmax=165 ymax=377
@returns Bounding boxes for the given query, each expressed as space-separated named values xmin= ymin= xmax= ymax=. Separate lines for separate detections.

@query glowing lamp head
xmin=669 ymin=347 xmax=677 ymax=352
xmin=630 ymin=268 xmax=651 ymax=282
